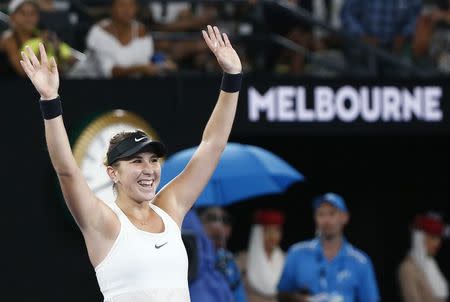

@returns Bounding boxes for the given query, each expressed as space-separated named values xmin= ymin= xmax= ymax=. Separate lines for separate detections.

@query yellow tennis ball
xmin=21 ymin=38 xmax=72 ymax=61
xmin=22 ymin=38 xmax=41 ymax=54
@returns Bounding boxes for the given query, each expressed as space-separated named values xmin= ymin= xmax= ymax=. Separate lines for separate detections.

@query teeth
xmin=138 ymin=180 xmax=154 ymax=187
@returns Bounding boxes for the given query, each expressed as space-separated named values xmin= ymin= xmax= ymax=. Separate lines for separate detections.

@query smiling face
xmin=107 ymin=152 xmax=161 ymax=203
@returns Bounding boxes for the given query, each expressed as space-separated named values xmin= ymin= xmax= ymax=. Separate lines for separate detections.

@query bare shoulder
xmin=1 ymin=31 xmax=21 ymax=58
xmin=1 ymin=30 xmax=15 ymax=47
xmin=152 ymin=189 xmax=183 ymax=226
xmin=398 ymin=256 xmax=415 ymax=277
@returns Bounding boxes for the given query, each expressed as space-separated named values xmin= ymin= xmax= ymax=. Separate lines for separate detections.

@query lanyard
xmin=316 ymin=251 xmax=347 ymax=293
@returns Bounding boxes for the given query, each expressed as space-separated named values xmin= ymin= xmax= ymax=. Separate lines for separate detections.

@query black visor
xmin=106 ymin=132 xmax=167 ymax=166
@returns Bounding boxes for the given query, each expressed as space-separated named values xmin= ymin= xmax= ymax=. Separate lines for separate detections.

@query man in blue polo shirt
xmin=277 ymin=193 xmax=380 ymax=302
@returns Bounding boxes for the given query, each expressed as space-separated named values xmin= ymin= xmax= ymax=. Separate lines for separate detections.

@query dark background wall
xmin=1 ymin=77 xmax=448 ymax=301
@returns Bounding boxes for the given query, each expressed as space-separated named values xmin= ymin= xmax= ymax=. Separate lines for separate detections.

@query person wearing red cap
xmin=398 ymin=212 xmax=449 ymax=302
xmin=237 ymin=209 xmax=286 ymax=302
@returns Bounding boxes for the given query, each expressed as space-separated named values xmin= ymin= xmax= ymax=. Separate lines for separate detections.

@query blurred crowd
xmin=183 ymin=193 xmax=449 ymax=302
xmin=1 ymin=0 xmax=450 ymax=78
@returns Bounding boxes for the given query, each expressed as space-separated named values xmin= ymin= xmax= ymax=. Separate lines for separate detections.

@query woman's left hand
xmin=202 ymin=25 xmax=242 ymax=74
xmin=20 ymin=43 xmax=59 ymax=100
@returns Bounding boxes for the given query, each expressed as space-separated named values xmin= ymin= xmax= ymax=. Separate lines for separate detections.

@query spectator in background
xmin=82 ymin=0 xmax=176 ymax=78
xmin=307 ymin=0 xmax=346 ymax=76
xmin=35 ymin=0 xmax=74 ymax=46
xmin=199 ymin=207 xmax=248 ymax=302
xmin=341 ymin=0 xmax=422 ymax=53
xmin=312 ymin=0 xmax=344 ymax=50
xmin=341 ymin=0 xmax=422 ymax=74
xmin=398 ymin=212 xmax=449 ymax=302
xmin=148 ymin=2 xmax=216 ymax=32
xmin=237 ymin=209 xmax=286 ymax=302
xmin=1 ymin=0 xmax=74 ymax=77
xmin=182 ymin=211 xmax=234 ymax=302
xmin=414 ymin=0 xmax=450 ymax=72
xmin=263 ymin=0 xmax=314 ymax=74
xmin=146 ymin=2 xmax=217 ymax=72
xmin=277 ymin=193 xmax=379 ymax=302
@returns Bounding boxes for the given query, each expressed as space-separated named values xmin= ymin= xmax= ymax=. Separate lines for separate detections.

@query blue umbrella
xmin=159 ymin=143 xmax=304 ymax=207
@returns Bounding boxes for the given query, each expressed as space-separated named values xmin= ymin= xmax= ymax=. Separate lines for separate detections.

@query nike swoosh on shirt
xmin=155 ymin=242 xmax=168 ymax=249
xmin=135 ymin=137 xmax=147 ymax=142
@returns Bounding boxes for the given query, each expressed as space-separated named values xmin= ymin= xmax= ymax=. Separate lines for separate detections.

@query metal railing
xmin=147 ymin=0 xmax=439 ymax=76
xmin=266 ymin=0 xmax=437 ymax=77
xmin=0 ymin=0 xmax=440 ymax=76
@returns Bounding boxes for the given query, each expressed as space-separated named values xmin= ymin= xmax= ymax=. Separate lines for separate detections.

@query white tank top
xmin=95 ymin=202 xmax=190 ymax=302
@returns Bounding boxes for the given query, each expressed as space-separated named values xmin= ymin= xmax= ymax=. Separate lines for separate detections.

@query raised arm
xmin=20 ymin=44 xmax=117 ymax=236
xmin=155 ymin=25 xmax=242 ymax=224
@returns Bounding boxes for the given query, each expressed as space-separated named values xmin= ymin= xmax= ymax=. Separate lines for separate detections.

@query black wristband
xmin=220 ymin=72 xmax=242 ymax=93
xmin=40 ymin=97 xmax=62 ymax=120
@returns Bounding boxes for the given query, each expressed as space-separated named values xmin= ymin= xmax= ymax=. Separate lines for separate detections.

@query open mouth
xmin=137 ymin=179 xmax=154 ymax=189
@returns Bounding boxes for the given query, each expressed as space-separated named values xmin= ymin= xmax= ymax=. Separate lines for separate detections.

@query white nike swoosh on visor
xmin=134 ymin=137 xmax=147 ymax=142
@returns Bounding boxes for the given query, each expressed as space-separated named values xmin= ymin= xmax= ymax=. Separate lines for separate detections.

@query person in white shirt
xmin=85 ymin=0 xmax=176 ymax=78
xmin=398 ymin=212 xmax=449 ymax=302
xmin=20 ymin=24 xmax=243 ymax=302
xmin=237 ymin=209 xmax=285 ymax=302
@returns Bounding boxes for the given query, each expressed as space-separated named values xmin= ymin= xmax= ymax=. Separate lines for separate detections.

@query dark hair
xmin=105 ymin=129 xmax=146 ymax=167
xmin=106 ymin=129 xmax=146 ymax=193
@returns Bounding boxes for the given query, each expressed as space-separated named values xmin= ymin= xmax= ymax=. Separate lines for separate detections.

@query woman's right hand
xmin=20 ymin=43 xmax=59 ymax=100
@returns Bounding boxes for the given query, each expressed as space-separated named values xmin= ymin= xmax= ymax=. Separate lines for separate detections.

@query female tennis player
xmin=20 ymin=25 xmax=242 ymax=302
